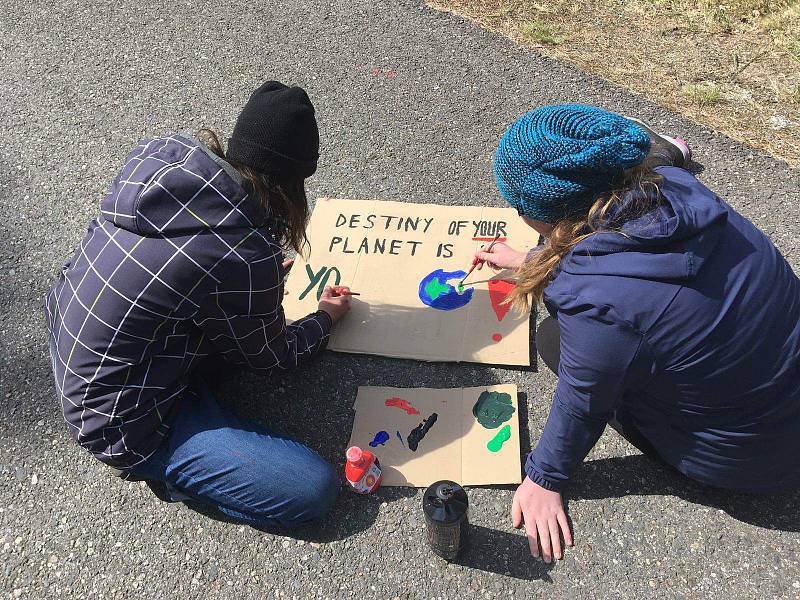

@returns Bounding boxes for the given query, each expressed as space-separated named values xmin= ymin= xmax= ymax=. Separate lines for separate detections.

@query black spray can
xmin=422 ymin=480 xmax=469 ymax=560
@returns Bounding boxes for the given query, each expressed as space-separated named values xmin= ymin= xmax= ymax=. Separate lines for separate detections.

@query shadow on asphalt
xmin=569 ymin=454 xmax=800 ymax=532
xmin=177 ymin=485 xmax=417 ymax=542
xmin=453 ymin=523 xmax=555 ymax=581
xmin=182 ymin=489 xmax=555 ymax=581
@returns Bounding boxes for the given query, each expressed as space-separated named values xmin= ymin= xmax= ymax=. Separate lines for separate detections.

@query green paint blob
xmin=424 ymin=277 xmax=450 ymax=301
xmin=487 ymin=424 xmax=512 ymax=453
xmin=472 ymin=391 xmax=515 ymax=429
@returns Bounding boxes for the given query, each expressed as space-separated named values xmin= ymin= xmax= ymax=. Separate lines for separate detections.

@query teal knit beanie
xmin=494 ymin=104 xmax=651 ymax=223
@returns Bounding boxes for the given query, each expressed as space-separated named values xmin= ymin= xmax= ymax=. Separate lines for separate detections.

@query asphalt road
xmin=1 ymin=1 xmax=799 ymax=598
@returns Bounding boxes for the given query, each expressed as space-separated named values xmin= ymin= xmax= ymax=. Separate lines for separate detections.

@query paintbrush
xmin=458 ymin=234 xmax=501 ymax=290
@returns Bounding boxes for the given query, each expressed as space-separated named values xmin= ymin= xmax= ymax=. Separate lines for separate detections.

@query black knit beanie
xmin=227 ymin=81 xmax=319 ymax=180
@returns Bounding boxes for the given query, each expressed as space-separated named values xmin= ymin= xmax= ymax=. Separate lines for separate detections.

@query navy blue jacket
xmin=526 ymin=167 xmax=800 ymax=492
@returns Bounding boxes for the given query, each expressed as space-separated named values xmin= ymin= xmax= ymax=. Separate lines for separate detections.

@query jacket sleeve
xmin=525 ymin=303 xmax=651 ymax=491
xmin=194 ymin=245 xmax=332 ymax=372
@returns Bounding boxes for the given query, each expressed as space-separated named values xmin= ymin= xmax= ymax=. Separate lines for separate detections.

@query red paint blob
xmin=492 ymin=333 xmax=503 ymax=342
xmin=385 ymin=397 xmax=420 ymax=415
xmin=488 ymin=279 xmax=516 ymax=322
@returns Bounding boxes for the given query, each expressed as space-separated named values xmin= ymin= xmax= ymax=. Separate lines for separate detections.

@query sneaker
xmin=626 ymin=116 xmax=691 ymax=169
xmin=145 ymin=479 xmax=175 ymax=503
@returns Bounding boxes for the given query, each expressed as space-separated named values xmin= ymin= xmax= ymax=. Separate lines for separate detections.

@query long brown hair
xmin=509 ymin=166 xmax=665 ymax=311
xmin=197 ymin=128 xmax=310 ymax=256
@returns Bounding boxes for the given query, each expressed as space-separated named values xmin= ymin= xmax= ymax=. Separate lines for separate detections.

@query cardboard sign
xmin=283 ymin=198 xmax=540 ymax=365
xmin=348 ymin=384 xmax=522 ymax=487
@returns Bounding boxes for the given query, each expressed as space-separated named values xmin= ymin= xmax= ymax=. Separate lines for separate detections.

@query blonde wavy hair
xmin=509 ymin=166 xmax=665 ymax=311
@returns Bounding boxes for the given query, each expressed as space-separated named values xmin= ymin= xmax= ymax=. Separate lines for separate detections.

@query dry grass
xmin=428 ymin=0 xmax=800 ymax=166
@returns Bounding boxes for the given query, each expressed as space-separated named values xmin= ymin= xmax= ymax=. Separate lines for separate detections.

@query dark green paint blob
xmin=456 ymin=282 xmax=465 ymax=294
xmin=487 ymin=424 xmax=511 ymax=452
xmin=424 ymin=277 xmax=450 ymax=301
xmin=472 ymin=391 xmax=515 ymax=429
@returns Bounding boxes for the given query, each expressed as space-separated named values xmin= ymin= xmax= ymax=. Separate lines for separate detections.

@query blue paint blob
xmin=369 ymin=431 xmax=390 ymax=447
xmin=418 ymin=269 xmax=474 ymax=311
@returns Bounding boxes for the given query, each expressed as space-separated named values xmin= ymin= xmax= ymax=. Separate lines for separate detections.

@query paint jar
xmin=423 ymin=480 xmax=469 ymax=560
xmin=344 ymin=446 xmax=382 ymax=494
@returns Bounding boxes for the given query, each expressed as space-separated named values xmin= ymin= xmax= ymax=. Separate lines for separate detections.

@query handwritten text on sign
xmin=328 ymin=213 xmax=509 ymax=259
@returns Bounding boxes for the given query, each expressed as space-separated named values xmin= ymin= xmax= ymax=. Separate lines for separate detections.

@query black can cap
xmin=423 ymin=480 xmax=468 ymax=524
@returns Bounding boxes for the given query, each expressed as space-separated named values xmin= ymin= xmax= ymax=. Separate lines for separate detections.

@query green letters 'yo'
xmin=422 ymin=480 xmax=469 ymax=560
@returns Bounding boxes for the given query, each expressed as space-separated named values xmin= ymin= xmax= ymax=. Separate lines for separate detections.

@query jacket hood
xmin=557 ymin=167 xmax=729 ymax=282
xmin=100 ymin=135 xmax=267 ymax=236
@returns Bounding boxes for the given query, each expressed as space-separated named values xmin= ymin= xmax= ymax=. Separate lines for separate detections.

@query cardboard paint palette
xmin=348 ymin=384 xmax=522 ymax=487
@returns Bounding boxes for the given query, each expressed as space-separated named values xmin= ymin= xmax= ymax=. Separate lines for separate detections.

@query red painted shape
xmin=488 ymin=279 xmax=515 ymax=322
xmin=492 ymin=333 xmax=503 ymax=342
xmin=385 ymin=397 xmax=420 ymax=415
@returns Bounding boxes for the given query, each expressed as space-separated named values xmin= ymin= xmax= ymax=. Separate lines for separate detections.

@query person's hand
xmin=512 ymin=476 xmax=573 ymax=562
xmin=475 ymin=242 xmax=527 ymax=271
xmin=282 ymin=258 xmax=294 ymax=272
xmin=318 ymin=286 xmax=352 ymax=323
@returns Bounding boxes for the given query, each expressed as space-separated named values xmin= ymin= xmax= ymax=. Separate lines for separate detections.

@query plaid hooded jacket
xmin=44 ymin=135 xmax=331 ymax=469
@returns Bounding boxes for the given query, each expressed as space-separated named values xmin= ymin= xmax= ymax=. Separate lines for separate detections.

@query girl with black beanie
xmin=45 ymin=81 xmax=351 ymax=528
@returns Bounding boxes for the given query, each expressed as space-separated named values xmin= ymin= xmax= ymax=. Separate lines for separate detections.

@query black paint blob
xmin=407 ymin=413 xmax=439 ymax=452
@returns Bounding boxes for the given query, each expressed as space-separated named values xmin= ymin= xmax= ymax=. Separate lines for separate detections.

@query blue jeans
xmin=130 ymin=380 xmax=340 ymax=529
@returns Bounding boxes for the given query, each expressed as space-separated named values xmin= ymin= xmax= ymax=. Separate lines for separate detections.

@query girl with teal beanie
xmin=478 ymin=104 xmax=800 ymax=563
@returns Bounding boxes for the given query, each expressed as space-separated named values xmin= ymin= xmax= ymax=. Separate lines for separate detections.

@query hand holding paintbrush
xmin=319 ymin=286 xmax=354 ymax=323
xmin=458 ymin=234 xmax=501 ymax=289
xmin=328 ymin=287 xmax=360 ymax=297
xmin=459 ymin=237 xmax=528 ymax=289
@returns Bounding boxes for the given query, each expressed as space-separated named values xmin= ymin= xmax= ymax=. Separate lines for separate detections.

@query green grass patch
xmin=519 ymin=20 xmax=561 ymax=44
xmin=682 ymin=81 xmax=723 ymax=105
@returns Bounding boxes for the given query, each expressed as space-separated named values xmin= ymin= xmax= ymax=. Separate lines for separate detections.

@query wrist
xmin=525 ymin=462 xmax=566 ymax=492
xmin=315 ymin=309 xmax=335 ymax=328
